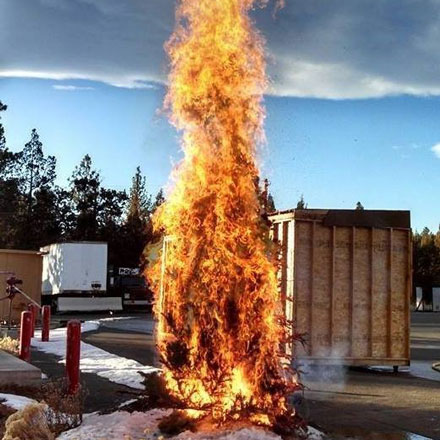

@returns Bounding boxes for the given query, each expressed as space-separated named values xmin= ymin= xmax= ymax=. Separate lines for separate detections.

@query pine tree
xmin=0 ymin=101 xmax=19 ymax=247
xmin=153 ymin=188 xmax=165 ymax=212
xmin=31 ymin=188 xmax=61 ymax=246
xmin=127 ymin=167 xmax=152 ymax=221
xmin=67 ymin=154 xmax=128 ymax=263
xmin=122 ymin=167 xmax=153 ymax=267
xmin=0 ymin=101 xmax=7 ymax=151
xmin=12 ymin=129 xmax=57 ymax=249
xmin=99 ymin=187 xmax=128 ymax=266
xmin=267 ymin=193 xmax=276 ymax=213
xmin=413 ymin=227 xmax=440 ymax=306
xmin=54 ymin=186 xmax=76 ymax=239
xmin=100 ymin=188 xmax=128 ymax=228
xmin=296 ymin=194 xmax=307 ymax=210
xmin=69 ymin=154 xmax=101 ymax=240
xmin=0 ymin=101 xmax=15 ymax=178
xmin=19 ymin=129 xmax=56 ymax=215
xmin=0 ymin=179 xmax=20 ymax=248
xmin=435 ymin=224 xmax=440 ymax=249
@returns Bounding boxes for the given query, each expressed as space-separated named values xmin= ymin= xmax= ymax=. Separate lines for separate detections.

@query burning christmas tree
xmin=148 ymin=0 xmax=302 ymax=434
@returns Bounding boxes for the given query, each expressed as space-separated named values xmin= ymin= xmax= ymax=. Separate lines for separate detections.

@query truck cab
xmin=108 ymin=267 xmax=154 ymax=309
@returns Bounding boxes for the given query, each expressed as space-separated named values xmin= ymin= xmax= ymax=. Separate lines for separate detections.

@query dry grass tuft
xmin=0 ymin=403 xmax=15 ymax=438
xmin=0 ymin=380 xmax=86 ymax=438
xmin=2 ymin=403 xmax=54 ymax=440
xmin=0 ymin=337 xmax=19 ymax=356
xmin=41 ymin=379 xmax=85 ymax=436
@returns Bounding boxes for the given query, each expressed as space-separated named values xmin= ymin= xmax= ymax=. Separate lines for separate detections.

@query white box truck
xmin=41 ymin=242 xmax=122 ymax=312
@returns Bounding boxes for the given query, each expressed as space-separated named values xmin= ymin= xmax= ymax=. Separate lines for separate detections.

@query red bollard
xmin=27 ymin=304 xmax=38 ymax=338
xmin=66 ymin=320 xmax=81 ymax=395
xmin=41 ymin=305 xmax=51 ymax=342
xmin=19 ymin=311 xmax=32 ymax=362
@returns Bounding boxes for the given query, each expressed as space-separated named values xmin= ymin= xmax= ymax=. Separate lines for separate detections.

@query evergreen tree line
xmin=0 ymin=101 xmax=164 ymax=268
xmin=2 ymin=100 xmax=438 ymax=290
xmin=413 ymin=227 xmax=440 ymax=301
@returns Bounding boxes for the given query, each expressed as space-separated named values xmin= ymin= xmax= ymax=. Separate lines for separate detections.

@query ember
xmin=148 ymin=0 xmax=301 ymax=432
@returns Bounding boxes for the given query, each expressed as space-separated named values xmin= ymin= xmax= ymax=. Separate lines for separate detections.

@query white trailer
xmin=41 ymin=242 xmax=122 ymax=312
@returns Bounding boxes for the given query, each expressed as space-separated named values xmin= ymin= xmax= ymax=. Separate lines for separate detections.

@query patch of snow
xmin=79 ymin=320 xmax=101 ymax=333
xmin=86 ymin=317 xmax=133 ymax=328
xmin=117 ymin=399 xmax=138 ymax=409
xmin=307 ymin=426 xmax=326 ymax=440
xmin=0 ymin=393 xmax=36 ymax=411
xmin=57 ymin=409 xmax=170 ymax=439
xmin=32 ymin=321 xmax=159 ymax=390
xmin=57 ymin=409 xmax=287 ymax=440
xmin=100 ymin=317 xmax=155 ymax=334
xmin=178 ymin=428 xmax=282 ymax=439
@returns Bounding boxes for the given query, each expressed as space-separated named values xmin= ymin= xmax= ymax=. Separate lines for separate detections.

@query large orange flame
xmin=148 ymin=0 xmax=298 ymax=426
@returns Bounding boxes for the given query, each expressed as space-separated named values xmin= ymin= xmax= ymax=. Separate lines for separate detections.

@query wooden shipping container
xmin=0 ymin=249 xmax=43 ymax=323
xmin=269 ymin=209 xmax=412 ymax=368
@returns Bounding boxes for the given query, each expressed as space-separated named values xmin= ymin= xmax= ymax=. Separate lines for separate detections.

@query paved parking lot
xmin=301 ymin=313 xmax=440 ymax=439
xmin=57 ymin=311 xmax=440 ymax=439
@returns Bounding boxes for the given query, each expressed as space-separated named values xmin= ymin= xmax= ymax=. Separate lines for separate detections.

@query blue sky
xmin=1 ymin=0 xmax=440 ymax=231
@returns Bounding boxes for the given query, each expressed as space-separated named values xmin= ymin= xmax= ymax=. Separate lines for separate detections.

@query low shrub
xmin=0 ymin=337 xmax=19 ymax=356
xmin=0 ymin=402 xmax=15 ymax=438
xmin=2 ymin=403 xmax=54 ymax=440
xmin=41 ymin=379 xmax=86 ymax=436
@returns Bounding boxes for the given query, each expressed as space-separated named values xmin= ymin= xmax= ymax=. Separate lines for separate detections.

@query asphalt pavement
xmin=47 ymin=311 xmax=440 ymax=439
xmin=301 ymin=312 xmax=440 ymax=439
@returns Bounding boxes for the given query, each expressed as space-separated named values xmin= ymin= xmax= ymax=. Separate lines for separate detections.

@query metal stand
xmin=0 ymin=291 xmax=16 ymax=330
xmin=0 ymin=275 xmax=41 ymax=329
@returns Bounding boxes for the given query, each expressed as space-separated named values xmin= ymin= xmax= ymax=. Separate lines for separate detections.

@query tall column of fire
xmin=148 ymin=0 xmax=297 ymax=425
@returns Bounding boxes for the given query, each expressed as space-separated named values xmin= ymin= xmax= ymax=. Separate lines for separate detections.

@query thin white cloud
xmin=3 ymin=0 xmax=440 ymax=98
xmin=431 ymin=143 xmax=440 ymax=159
xmin=0 ymin=70 xmax=160 ymax=90
xmin=0 ymin=70 xmax=87 ymax=81
xmin=271 ymin=58 xmax=440 ymax=99
xmin=392 ymin=143 xmax=425 ymax=157
xmin=53 ymin=84 xmax=94 ymax=91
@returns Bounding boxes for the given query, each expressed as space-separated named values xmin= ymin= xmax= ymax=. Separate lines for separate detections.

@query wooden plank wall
xmin=272 ymin=219 xmax=411 ymax=365
xmin=0 ymin=251 xmax=42 ymax=322
xmin=333 ymin=227 xmax=351 ymax=357
xmin=272 ymin=219 xmax=295 ymax=354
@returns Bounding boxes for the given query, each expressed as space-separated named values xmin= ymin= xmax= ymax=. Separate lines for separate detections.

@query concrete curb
xmin=0 ymin=350 xmax=41 ymax=387
xmin=432 ymin=362 xmax=440 ymax=373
